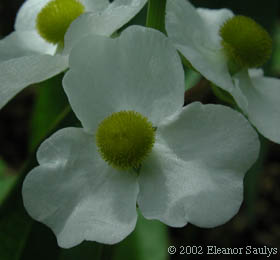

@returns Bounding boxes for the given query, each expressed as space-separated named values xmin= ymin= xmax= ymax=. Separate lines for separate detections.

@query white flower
xmin=22 ymin=26 xmax=259 ymax=248
xmin=0 ymin=0 xmax=147 ymax=109
xmin=165 ymin=0 xmax=280 ymax=143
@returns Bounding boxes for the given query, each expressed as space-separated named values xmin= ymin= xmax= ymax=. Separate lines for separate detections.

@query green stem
xmin=146 ymin=0 xmax=167 ymax=33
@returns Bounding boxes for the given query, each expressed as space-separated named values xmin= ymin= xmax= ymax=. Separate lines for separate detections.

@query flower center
xmin=219 ymin=15 xmax=272 ymax=69
xmin=36 ymin=0 xmax=85 ymax=45
xmin=96 ymin=111 xmax=155 ymax=170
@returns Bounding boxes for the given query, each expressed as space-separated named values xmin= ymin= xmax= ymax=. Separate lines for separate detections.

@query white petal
xmin=138 ymin=102 xmax=259 ymax=228
xmin=0 ymin=31 xmax=55 ymax=61
xmin=230 ymin=83 xmax=249 ymax=113
xmin=64 ymin=0 xmax=147 ymax=54
xmin=80 ymin=0 xmax=109 ymax=11
xmin=101 ymin=0 xmax=147 ymax=26
xmin=249 ymin=68 xmax=264 ymax=78
xmin=22 ymin=127 xmax=139 ymax=248
xmin=63 ymin=26 xmax=184 ymax=132
xmin=166 ymin=0 xmax=234 ymax=91
xmin=197 ymin=8 xmax=234 ymax=47
xmin=15 ymin=0 xmax=52 ymax=31
xmin=234 ymin=70 xmax=280 ymax=143
xmin=0 ymin=54 xmax=67 ymax=109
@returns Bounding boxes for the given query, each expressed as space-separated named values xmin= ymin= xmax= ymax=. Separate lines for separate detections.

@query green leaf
xmin=113 ymin=212 xmax=169 ymax=260
xmin=0 ymin=200 xmax=33 ymax=260
xmin=29 ymin=73 xmax=69 ymax=151
xmin=146 ymin=0 xmax=166 ymax=33
xmin=0 ymin=159 xmax=16 ymax=206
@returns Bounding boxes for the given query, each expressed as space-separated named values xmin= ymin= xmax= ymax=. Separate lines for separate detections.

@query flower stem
xmin=146 ymin=0 xmax=166 ymax=33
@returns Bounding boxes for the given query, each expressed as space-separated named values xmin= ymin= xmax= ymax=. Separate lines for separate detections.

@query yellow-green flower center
xmin=36 ymin=0 xmax=85 ymax=45
xmin=96 ymin=111 xmax=155 ymax=170
xmin=219 ymin=15 xmax=272 ymax=69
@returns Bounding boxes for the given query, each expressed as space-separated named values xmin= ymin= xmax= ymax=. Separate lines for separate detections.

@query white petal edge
xmin=234 ymin=70 xmax=280 ymax=143
xmin=64 ymin=0 xmax=147 ymax=54
xmin=22 ymin=127 xmax=139 ymax=248
xmin=166 ymin=0 xmax=234 ymax=92
xmin=0 ymin=31 xmax=55 ymax=62
xmin=63 ymin=25 xmax=184 ymax=133
xmin=0 ymin=54 xmax=68 ymax=109
xmin=138 ymin=102 xmax=260 ymax=228
xmin=15 ymin=0 xmax=52 ymax=31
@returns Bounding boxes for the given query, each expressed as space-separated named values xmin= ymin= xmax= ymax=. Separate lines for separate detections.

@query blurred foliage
xmin=0 ymin=159 xmax=16 ymax=205
xmin=0 ymin=196 xmax=32 ymax=260
xmin=271 ymin=20 xmax=280 ymax=76
xmin=59 ymin=242 xmax=104 ymax=260
xmin=29 ymin=74 xmax=70 ymax=151
xmin=0 ymin=0 xmax=23 ymax=36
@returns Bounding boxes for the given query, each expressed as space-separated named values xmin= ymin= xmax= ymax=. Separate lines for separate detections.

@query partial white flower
xmin=0 ymin=0 xmax=147 ymax=109
xmin=233 ymin=69 xmax=280 ymax=143
xmin=22 ymin=26 xmax=259 ymax=248
xmin=165 ymin=0 xmax=280 ymax=143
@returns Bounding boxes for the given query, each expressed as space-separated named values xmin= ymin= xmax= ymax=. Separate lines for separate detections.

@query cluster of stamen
xmin=36 ymin=0 xmax=85 ymax=45
xmin=96 ymin=111 xmax=155 ymax=170
xmin=219 ymin=15 xmax=272 ymax=69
